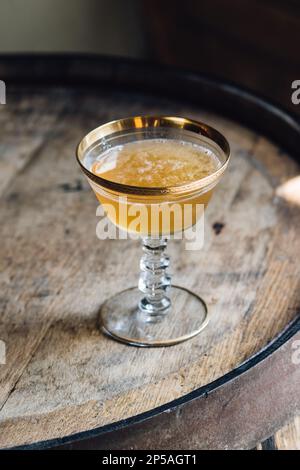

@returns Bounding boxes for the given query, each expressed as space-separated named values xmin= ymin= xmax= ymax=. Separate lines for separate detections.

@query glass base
xmin=99 ymin=286 xmax=209 ymax=347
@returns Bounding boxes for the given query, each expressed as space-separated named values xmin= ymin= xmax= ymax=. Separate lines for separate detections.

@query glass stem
xmin=138 ymin=237 xmax=171 ymax=322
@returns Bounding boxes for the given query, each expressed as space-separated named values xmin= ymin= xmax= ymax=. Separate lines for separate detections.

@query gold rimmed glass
xmin=76 ymin=116 xmax=230 ymax=347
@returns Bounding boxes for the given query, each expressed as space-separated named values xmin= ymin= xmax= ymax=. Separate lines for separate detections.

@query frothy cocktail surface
xmin=90 ymin=139 xmax=220 ymax=187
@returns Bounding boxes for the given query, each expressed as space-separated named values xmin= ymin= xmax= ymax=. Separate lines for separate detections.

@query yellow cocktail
xmin=90 ymin=139 xmax=219 ymax=236
xmin=76 ymin=116 xmax=230 ymax=346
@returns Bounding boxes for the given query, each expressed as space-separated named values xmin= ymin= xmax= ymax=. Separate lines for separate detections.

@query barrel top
xmin=0 ymin=58 xmax=300 ymax=449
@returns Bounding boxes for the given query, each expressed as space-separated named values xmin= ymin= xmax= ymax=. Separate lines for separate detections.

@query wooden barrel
xmin=0 ymin=55 xmax=299 ymax=450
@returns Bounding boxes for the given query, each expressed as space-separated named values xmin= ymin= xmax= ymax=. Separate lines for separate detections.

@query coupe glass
xmin=76 ymin=116 xmax=230 ymax=346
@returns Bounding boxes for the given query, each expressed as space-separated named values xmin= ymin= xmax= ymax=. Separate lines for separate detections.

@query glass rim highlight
xmin=76 ymin=115 xmax=230 ymax=196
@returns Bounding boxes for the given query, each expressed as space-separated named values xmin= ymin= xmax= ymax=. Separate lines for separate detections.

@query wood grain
xmin=257 ymin=416 xmax=300 ymax=450
xmin=0 ymin=86 xmax=299 ymax=448
xmin=275 ymin=416 xmax=300 ymax=450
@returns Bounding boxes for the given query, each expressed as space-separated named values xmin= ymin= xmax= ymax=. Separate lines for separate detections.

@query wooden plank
xmin=257 ymin=417 xmax=300 ymax=450
xmin=52 ymin=328 xmax=300 ymax=450
xmin=0 ymin=89 xmax=67 ymax=197
xmin=0 ymin=87 xmax=299 ymax=448
xmin=274 ymin=416 xmax=300 ymax=450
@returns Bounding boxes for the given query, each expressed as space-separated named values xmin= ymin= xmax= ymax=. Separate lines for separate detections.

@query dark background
xmin=0 ymin=0 xmax=299 ymax=114
xmin=143 ymin=0 xmax=300 ymax=115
